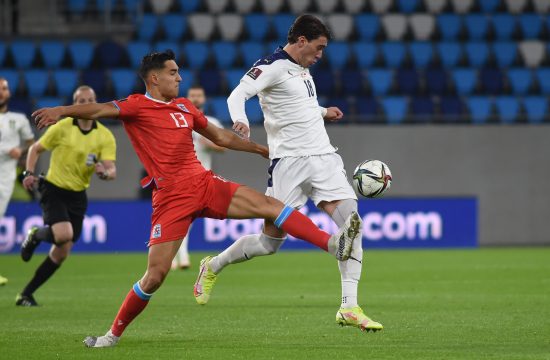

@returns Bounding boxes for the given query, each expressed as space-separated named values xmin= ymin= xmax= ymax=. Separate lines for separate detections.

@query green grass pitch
xmin=1 ymin=248 xmax=549 ymax=359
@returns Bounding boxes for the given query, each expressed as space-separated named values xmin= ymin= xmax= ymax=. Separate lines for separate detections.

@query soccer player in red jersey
xmin=33 ymin=50 xmax=362 ymax=348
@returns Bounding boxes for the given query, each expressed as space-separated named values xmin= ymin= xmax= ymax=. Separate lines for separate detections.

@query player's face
xmin=73 ymin=88 xmax=97 ymax=105
xmin=187 ymin=88 xmax=206 ymax=109
xmin=299 ymin=36 xmax=328 ymax=68
xmin=0 ymin=79 xmax=11 ymax=108
xmin=157 ymin=60 xmax=181 ymax=99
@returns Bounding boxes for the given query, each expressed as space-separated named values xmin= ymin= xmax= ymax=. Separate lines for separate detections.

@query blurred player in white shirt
xmin=172 ymin=86 xmax=225 ymax=270
xmin=194 ymin=15 xmax=382 ymax=332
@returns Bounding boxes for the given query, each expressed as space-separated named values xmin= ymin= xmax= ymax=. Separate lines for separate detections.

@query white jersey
xmin=0 ymin=111 xmax=34 ymax=182
xmin=228 ymin=47 xmax=336 ymax=159
xmin=192 ymin=115 xmax=223 ymax=170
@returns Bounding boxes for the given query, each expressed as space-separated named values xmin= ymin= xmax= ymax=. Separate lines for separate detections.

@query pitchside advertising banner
xmin=0 ymin=198 xmax=477 ymax=254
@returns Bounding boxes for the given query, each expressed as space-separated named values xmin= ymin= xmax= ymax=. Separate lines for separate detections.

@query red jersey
xmin=113 ymin=93 xmax=209 ymax=188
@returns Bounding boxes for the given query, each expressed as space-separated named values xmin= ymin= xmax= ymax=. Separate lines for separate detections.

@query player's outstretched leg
xmin=336 ymin=306 xmax=383 ymax=332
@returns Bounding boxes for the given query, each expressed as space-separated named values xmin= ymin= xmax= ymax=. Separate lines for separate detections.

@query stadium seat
xmin=425 ymin=67 xmax=448 ymax=94
xmin=409 ymin=42 xmax=433 ymax=68
xmin=234 ymin=0 xmax=256 ymax=13
xmin=217 ymin=14 xmax=244 ymax=41
xmin=519 ymin=14 xmax=543 ymax=39
xmin=507 ymin=68 xmax=532 ymax=95
xmin=340 ymin=69 xmax=363 ymax=94
xmin=53 ymin=70 xmax=79 ymax=97
xmin=259 ymin=0 xmax=284 ymax=14
xmin=479 ymin=0 xmax=500 ymax=12
xmin=95 ymin=41 xmax=126 ymax=68
xmin=327 ymin=14 xmax=354 ymax=41
xmin=440 ymin=96 xmax=464 ymax=121
xmin=273 ymin=14 xmax=295 ymax=42
xmin=366 ymin=69 xmax=393 ymax=95
xmin=23 ymin=70 xmax=49 ymax=97
xmin=495 ymin=96 xmax=520 ymax=123
xmin=189 ymin=14 xmax=215 ymax=41
xmin=352 ymin=42 xmax=378 ymax=68
xmin=244 ymin=14 xmax=270 ymax=41
xmin=519 ymin=41 xmax=545 ymax=67
xmin=239 ymin=42 xmax=265 ymax=67
xmin=424 ymin=0 xmax=446 ymax=13
xmin=0 ymin=69 xmax=20 ymax=93
xmin=492 ymin=42 xmax=517 ymax=68
xmin=382 ymin=15 xmax=408 ymax=40
xmin=209 ymin=96 xmax=231 ymax=123
xmin=67 ymin=0 xmax=88 ymax=15
xmin=325 ymin=42 xmax=350 ymax=69
xmin=396 ymin=68 xmax=420 ymax=94
xmin=288 ymin=0 xmax=310 ymax=13
xmin=150 ymin=0 xmax=172 ymax=14
xmin=82 ymin=69 xmax=106 ymax=95
xmin=491 ymin=14 xmax=516 ymax=40
xmin=464 ymin=14 xmax=489 ymax=40
xmin=225 ymin=69 xmax=245 ymax=90
xmin=371 ymin=0 xmax=392 ymax=13
xmin=8 ymin=98 xmax=31 ymax=114
xmin=355 ymin=14 xmax=380 ymax=40
xmin=212 ymin=42 xmax=238 ymax=69
xmin=67 ymin=40 xmax=94 ymax=69
xmin=437 ymin=14 xmax=462 ymax=40
xmin=160 ymin=14 xmax=187 ymax=41
xmin=199 ymin=69 xmax=223 ymax=95
xmin=505 ymin=0 xmax=528 ymax=13
xmin=450 ymin=0 xmax=473 ymax=13
xmin=182 ymin=42 xmax=210 ymax=69
xmin=245 ymin=96 xmax=264 ymax=123
xmin=465 ymin=42 xmax=489 ymax=67
xmin=205 ymin=0 xmax=229 ymax=13
xmin=342 ymin=0 xmax=365 ymax=14
xmin=397 ymin=0 xmax=420 ymax=13
xmin=409 ymin=14 xmax=435 ymax=40
xmin=436 ymin=42 xmax=462 ymax=68
xmin=313 ymin=0 xmax=339 ymax=13
xmin=310 ymin=68 xmax=335 ymax=96
xmin=466 ymin=96 xmax=493 ymax=124
xmin=411 ymin=96 xmax=435 ymax=121
xmin=154 ymin=41 xmax=180 ymax=56
xmin=39 ymin=41 xmax=65 ymax=69
xmin=452 ymin=68 xmax=477 ymax=95
xmin=35 ymin=97 xmax=65 ymax=110
xmin=136 ymin=14 xmax=158 ymax=41
xmin=177 ymin=0 xmax=200 ymax=13
xmin=178 ymin=70 xmax=195 ymax=96
xmin=356 ymin=96 xmax=379 ymax=120
xmin=533 ymin=0 xmax=550 ymax=13
xmin=381 ymin=97 xmax=408 ymax=124
xmin=522 ymin=96 xmax=547 ymax=123
xmin=325 ymin=97 xmax=351 ymax=117
xmin=111 ymin=69 xmax=138 ymax=99
xmin=479 ymin=68 xmax=503 ymax=94
xmin=535 ymin=68 xmax=550 ymax=94
xmin=123 ymin=0 xmax=141 ymax=17
xmin=126 ymin=41 xmax=151 ymax=68
xmin=381 ymin=42 xmax=406 ymax=67
xmin=10 ymin=41 xmax=36 ymax=69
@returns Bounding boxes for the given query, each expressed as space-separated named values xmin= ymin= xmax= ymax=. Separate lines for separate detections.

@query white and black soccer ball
xmin=352 ymin=160 xmax=392 ymax=198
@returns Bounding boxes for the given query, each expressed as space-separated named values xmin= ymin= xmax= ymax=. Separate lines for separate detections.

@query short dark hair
xmin=138 ymin=49 xmax=176 ymax=80
xmin=287 ymin=14 xmax=332 ymax=44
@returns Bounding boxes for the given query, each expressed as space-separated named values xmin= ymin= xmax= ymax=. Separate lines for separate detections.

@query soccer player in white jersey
xmin=172 ymin=85 xmax=225 ymax=270
xmin=194 ymin=15 xmax=383 ymax=332
xmin=0 ymin=76 xmax=35 ymax=286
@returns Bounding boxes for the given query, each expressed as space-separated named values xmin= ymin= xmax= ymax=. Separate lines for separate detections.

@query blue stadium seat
xmin=199 ymin=69 xmax=222 ymax=95
xmin=381 ymin=97 xmax=408 ymax=124
xmin=8 ymin=98 xmax=31 ymax=114
xmin=452 ymin=69 xmax=477 ymax=95
xmin=245 ymin=96 xmax=263 ymax=124
xmin=212 ymin=42 xmax=238 ymax=69
xmin=35 ymin=97 xmax=65 ymax=110
xmin=356 ymin=96 xmax=379 ymax=120
xmin=507 ymin=68 xmax=532 ymax=95
xmin=239 ymin=42 xmax=265 ymax=67
xmin=381 ymin=42 xmax=406 ymax=67
xmin=178 ymin=0 xmax=200 ymax=13
xmin=182 ymin=42 xmax=210 ymax=69
xmin=311 ymin=68 xmax=335 ymax=96
xmin=535 ymin=68 xmax=550 ymax=94
xmin=464 ymin=15 xmax=489 ymax=40
xmin=10 ymin=41 xmax=36 ymax=69
xmin=352 ymin=42 xmax=378 ymax=68
xmin=411 ymin=97 xmax=434 ymax=121
xmin=0 ymin=69 xmax=20 ymax=93
xmin=465 ymin=42 xmax=489 ymax=67
xmin=123 ymin=0 xmax=141 ymax=14
xmin=492 ymin=42 xmax=517 ymax=68
xmin=523 ymin=97 xmax=547 ymax=123
xmin=154 ymin=41 xmax=180 ymax=55
xmin=519 ymin=14 xmax=543 ymax=39
xmin=440 ymin=96 xmax=464 ymax=121
xmin=327 ymin=98 xmax=351 ymax=118
xmin=492 ymin=14 xmax=516 ymax=40
xmin=409 ymin=42 xmax=433 ymax=68
xmin=340 ymin=69 xmax=363 ymax=94
xmin=480 ymin=0 xmax=500 ymax=12
xmin=209 ymin=96 xmax=231 ymax=123
xmin=244 ymin=14 xmax=270 ymax=41
xmin=178 ymin=70 xmax=195 ymax=96
xmin=82 ymin=69 xmax=106 ymax=95
xmin=95 ymin=41 xmax=126 ymax=68
xmin=111 ymin=69 xmax=138 ymax=99
xmin=466 ymin=96 xmax=493 ymax=124
xmin=39 ymin=41 xmax=65 ymax=69
xmin=53 ymin=70 xmax=79 ymax=97
xmin=273 ymin=14 xmax=295 ymax=42
xmin=425 ymin=67 xmax=448 ymax=94
xmin=160 ymin=14 xmax=187 ymax=41
xmin=137 ymin=14 xmax=158 ymax=41
xmin=495 ymin=96 xmax=520 ymax=123
xmin=436 ymin=42 xmax=462 ymax=68
xmin=480 ymin=68 xmax=503 ymax=94
xmin=355 ymin=14 xmax=380 ymax=41
xmin=437 ymin=14 xmax=462 ymax=40
xmin=68 ymin=40 xmax=94 ymax=69
xmin=67 ymin=0 xmax=88 ymax=14
xmin=325 ymin=42 xmax=350 ymax=69
xmin=397 ymin=68 xmax=420 ymax=94
xmin=126 ymin=41 xmax=151 ymax=68
xmin=0 ymin=43 xmax=5 ymax=66
xmin=397 ymin=0 xmax=420 ymax=13
xmin=225 ymin=69 xmax=245 ymax=90
xmin=366 ymin=69 xmax=393 ymax=95
xmin=23 ymin=70 xmax=49 ymax=97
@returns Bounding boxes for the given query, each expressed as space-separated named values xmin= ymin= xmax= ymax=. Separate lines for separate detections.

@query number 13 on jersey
xmin=170 ymin=112 xmax=189 ymax=128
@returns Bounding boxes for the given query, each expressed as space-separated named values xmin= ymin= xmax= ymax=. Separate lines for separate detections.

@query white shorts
xmin=265 ymin=153 xmax=357 ymax=208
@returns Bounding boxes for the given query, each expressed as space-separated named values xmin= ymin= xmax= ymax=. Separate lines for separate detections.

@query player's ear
xmin=150 ymin=71 xmax=159 ymax=86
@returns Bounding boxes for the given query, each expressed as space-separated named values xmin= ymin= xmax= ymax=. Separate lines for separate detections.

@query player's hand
xmin=8 ymin=147 xmax=22 ymax=160
xmin=22 ymin=175 xmax=37 ymax=191
xmin=32 ymin=107 xmax=63 ymax=129
xmin=233 ymin=121 xmax=250 ymax=140
xmin=325 ymin=107 xmax=344 ymax=121
xmin=95 ymin=162 xmax=109 ymax=180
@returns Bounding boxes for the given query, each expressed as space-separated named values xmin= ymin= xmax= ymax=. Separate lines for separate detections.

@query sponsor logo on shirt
xmin=246 ymin=67 xmax=263 ymax=80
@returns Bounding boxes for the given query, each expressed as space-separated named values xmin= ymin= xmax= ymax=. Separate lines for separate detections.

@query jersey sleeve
xmin=99 ymin=128 xmax=117 ymax=161
xmin=112 ymin=95 xmax=140 ymax=121
xmin=19 ymin=115 xmax=35 ymax=141
xmin=238 ymin=63 xmax=282 ymax=95
xmin=38 ymin=121 xmax=63 ymax=150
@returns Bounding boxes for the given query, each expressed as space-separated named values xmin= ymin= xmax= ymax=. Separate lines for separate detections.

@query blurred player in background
xmin=194 ymin=15 xmax=383 ymax=332
xmin=32 ymin=50 xmax=361 ymax=348
xmin=16 ymin=85 xmax=117 ymax=306
xmin=0 ymin=76 xmax=35 ymax=286
xmin=171 ymin=85 xmax=225 ymax=270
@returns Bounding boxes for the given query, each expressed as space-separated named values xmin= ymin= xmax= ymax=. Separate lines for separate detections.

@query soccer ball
xmin=352 ymin=160 xmax=392 ymax=198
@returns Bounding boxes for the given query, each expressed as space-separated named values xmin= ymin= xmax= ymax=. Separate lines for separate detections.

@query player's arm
xmin=196 ymin=121 xmax=268 ymax=158
xmin=33 ymin=103 xmax=120 ymax=129
xmin=95 ymin=160 xmax=117 ymax=181
xmin=322 ymin=106 xmax=344 ymax=122
xmin=200 ymin=137 xmax=226 ymax=153
xmin=22 ymin=141 xmax=46 ymax=190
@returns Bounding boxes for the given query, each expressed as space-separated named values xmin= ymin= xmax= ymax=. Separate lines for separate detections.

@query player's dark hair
xmin=287 ymin=14 xmax=332 ymax=44
xmin=138 ymin=49 xmax=176 ymax=80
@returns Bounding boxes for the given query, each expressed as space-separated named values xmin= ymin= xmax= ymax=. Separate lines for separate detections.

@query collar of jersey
xmin=145 ymin=92 xmax=174 ymax=104
xmin=276 ymin=47 xmax=299 ymax=66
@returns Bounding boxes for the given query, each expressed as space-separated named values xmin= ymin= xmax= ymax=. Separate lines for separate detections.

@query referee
xmin=16 ymin=85 xmax=117 ymax=306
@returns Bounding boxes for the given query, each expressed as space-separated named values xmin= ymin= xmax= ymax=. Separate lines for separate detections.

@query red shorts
xmin=148 ymin=171 xmax=241 ymax=246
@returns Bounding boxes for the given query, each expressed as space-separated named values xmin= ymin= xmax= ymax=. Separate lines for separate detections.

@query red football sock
xmin=110 ymin=282 xmax=151 ymax=337
xmin=278 ymin=207 xmax=331 ymax=251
